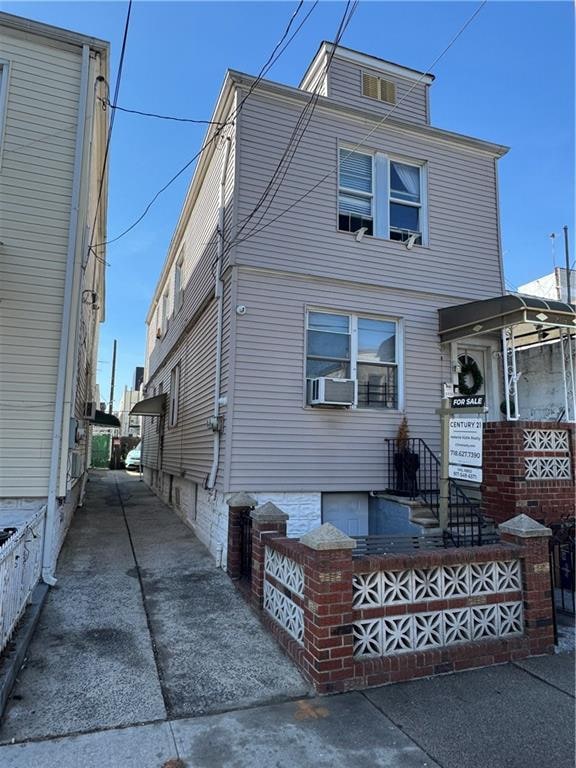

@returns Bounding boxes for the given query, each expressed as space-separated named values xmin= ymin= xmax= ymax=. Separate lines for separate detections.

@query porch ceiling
xmin=438 ymin=294 xmax=576 ymax=347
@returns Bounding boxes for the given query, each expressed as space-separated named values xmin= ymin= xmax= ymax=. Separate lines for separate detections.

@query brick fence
xmin=243 ymin=504 xmax=555 ymax=694
xmin=481 ymin=420 xmax=575 ymax=525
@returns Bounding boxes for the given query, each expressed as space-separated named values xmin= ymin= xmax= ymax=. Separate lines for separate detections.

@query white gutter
xmin=207 ymin=136 xmax=232 ymax=490
xmin=42 ymin=44 xmax=91 ymax=585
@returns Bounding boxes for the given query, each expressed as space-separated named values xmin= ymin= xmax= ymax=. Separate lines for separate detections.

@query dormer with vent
xmin=300 ymin=42 xmax=434 ymax=126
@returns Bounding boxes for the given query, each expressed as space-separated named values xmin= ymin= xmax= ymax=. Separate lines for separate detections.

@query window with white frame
xmin=162 ymin=291 xmax=169 ymax=332
xmin=156 ymin=382 xmax=163 ymax=432
xmin=338 ymin=148 xmax=426 ymax=245
xmin=338 ymin=150 xmax=374 ymax=236
xmin=169 ymin=365 xmax=180 ymax=427
xmin=389 ymin=160 xmax=422 ymax=244
xmin=0 ymin=60 xmax=9 ymax=154
xmin=174 ymin=251 xmax=184 ymax=312
xmin=306 ymin=310 xmax=400 ymax=409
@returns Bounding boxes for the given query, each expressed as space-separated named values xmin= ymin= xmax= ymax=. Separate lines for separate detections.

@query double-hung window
xmin=389 ymin=161 xmax=422 ymax=244
xmin=338 ymin=147 xmax=426 ymax=245
xmin=174 ymin=251 xmax=184 ymax=312
xmin=0 ymin=60 xmax=9 ymax=157
xmin=306 ymin=310 xmax=401 ymax=409
xmin=338 ymin=150 xmax=374 ymax=236
xmin=169 ymin=365 xmax=180 ymax=427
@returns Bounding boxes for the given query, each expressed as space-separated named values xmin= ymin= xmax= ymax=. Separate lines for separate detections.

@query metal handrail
xmin=385 ymin=438 xmax=488 ymax=547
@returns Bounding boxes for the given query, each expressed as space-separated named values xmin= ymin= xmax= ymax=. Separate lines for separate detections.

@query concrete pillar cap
xmin=498 ymin=513 xmax=552 ymax=538
xmin=227 ymin=492 xmax=257 ymax=509
xmin=300 ymin=523 xmax=357 ymax=551
xmin=250 ymin=501 xmax=289 ymax=522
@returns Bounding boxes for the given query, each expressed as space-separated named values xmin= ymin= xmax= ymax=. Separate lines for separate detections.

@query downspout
xmin=42 ymin=44 xmax=91 ymax=585
xmin=207 ymin=135 xmax=232 ymax=490
xmin=71 ymin=72 xmax=100 ymax=508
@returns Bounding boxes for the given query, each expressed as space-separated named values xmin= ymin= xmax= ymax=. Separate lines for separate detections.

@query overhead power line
xmin=228 ymin=0 xmax=488 ymax=251
xmin=88 ymin=0 xmax=133 ymax=263
xmin=98 ymin=98 xmax=225 ymax=125
xmin=93 ymin=0 xmax=317 ymax=252
xmin=229 ymin=1 xmax=358 ymax=248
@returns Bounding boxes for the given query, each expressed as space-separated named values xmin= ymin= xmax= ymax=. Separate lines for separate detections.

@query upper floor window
xmin=306 ymin=309 xmax=400 ymax=409
xmin=169 ymin=365 xmax=180 ymax=427
xmin=0 ymin=60 xmax=9 ymax=157
xmin=338 ymin=148 xmax=426 ymax=245
xmin=161 ymin=291 xmax=169 ymax=332
xmin=174 ymin=251 xmax=184 ymax=312
xmin=338 ymin=150 xmax=373 ymax=236
xmin=389 ymin=161 xmax=422 ymax=244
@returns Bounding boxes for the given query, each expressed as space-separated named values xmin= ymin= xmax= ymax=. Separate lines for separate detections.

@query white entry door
xmin=457 ymin=343 xmax=499 ymax=421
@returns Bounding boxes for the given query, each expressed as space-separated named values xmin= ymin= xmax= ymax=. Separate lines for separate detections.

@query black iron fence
xmin=240 ymin=508 xmax=253 ymax=582
xmin=384 ymin=438 xmax=491 ymax=548
xmin=549 ymin=519 xmax=575 ymax=617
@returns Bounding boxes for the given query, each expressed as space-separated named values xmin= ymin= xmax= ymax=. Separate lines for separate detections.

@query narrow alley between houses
xmin=0 ymin=471 xmax=309 ymax=744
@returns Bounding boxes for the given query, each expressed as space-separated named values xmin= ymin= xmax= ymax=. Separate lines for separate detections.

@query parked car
xmin=125 ymin=446 xmax=141 ymax=471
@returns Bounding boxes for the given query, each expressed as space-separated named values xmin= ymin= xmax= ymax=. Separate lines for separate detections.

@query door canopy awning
xmin=438 ymin=294 xmax=576 ymax=347
xmin=94 ymin=410 xmax=121 ymax=428
xmin=130 ymin=393 xmax=166 ymax=417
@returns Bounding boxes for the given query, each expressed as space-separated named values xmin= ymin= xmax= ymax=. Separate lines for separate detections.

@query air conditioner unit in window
xmin=84 ymin=401 xmax=97 ymax=421
xmin=310 ymin=378 xmax=356 ymax=407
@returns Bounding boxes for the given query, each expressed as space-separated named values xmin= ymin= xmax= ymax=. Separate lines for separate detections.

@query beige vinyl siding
xmin=327 ymin=58 xmax=429 ymax=126
xmin=234 ymin=89 xmax=503 ymax=300
xmin=142 ymin=116 xmax=237 ymax=490
xmin=0 ymin=27 xmax=82 ymax=495
xmin=142 ymin=288 xmax=227 ymax=489
xmin=228 ymin=267 xmax=452 ymax=492
xmin=147 ymin=129 xmax=235 ymax=380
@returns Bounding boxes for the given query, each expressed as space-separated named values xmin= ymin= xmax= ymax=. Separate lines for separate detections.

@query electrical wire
xmin=230 ymin=1 xmax=358 ymax=246
xmin=89 ymin=0 xmax=133 ymax=264
xmin=98 ymin=98 xmax=225 ymax=125
xmin=227 ymin=0 xmax=488 ymax=251
xmin=91 ymin=0 xmax=317 ymax=252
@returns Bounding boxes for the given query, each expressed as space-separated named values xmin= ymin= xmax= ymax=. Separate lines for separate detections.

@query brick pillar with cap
xmin=250 ymin=502 xmax=289 ymax=609
xmin=299 ymin=523 xmax=357 ymax=694
xmin=499 ymin=514 xmax=555 ymax=656
xmin=226 ymin=492 xmax=256 ymax=581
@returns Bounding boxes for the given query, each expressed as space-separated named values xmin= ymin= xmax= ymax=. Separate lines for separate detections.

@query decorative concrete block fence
xmin=240 ymin=503 xmax=555 ymax=694
xmin=482 ymin=421 xmax=575 ymax=525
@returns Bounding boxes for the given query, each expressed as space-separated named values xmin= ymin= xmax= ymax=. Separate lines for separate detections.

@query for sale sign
xmin=448 ymin=416 xmax=483 ymax=482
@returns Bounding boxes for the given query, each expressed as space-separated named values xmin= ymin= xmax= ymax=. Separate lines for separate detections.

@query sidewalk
xmin=0 ymin=653 xmax=573 ymax=768
xmin=0 ymin=471 xmax=573 ymax=767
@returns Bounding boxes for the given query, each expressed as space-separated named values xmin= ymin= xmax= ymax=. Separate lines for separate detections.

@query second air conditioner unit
xmin=310 ymin=377 xmax=356 ymax=407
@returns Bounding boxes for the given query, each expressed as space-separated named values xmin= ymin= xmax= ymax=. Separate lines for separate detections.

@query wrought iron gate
xmin=549 ymin=519 xmax=575 ymax=641
xmin=240 ymin=508 xmax=253 ymax=581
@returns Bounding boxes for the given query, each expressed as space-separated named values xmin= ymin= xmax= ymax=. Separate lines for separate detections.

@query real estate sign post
xmin=436 ymin=395 xmax=486 ymax=531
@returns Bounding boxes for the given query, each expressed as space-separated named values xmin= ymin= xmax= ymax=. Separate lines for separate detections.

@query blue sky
xmin=4 ymin=1 xmax=574 ymax=406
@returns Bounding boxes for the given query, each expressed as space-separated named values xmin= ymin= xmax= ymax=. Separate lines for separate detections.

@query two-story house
xmin=0 ymin=13 xmax=111 ymax=581
xmin=139 ymin=42 xmax=516 ymax=563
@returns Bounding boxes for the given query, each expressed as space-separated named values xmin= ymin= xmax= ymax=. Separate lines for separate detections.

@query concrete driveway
xmin=0 ymin=471 xmax=309 ymax=743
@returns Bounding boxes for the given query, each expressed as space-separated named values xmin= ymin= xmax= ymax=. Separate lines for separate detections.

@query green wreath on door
xmin=458 ymin=356 xmax=483 ymax=396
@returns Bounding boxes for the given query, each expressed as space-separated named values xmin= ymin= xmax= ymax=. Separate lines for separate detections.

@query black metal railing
xmin=384 ymin=438 xmax=492 ymax=548
xmin=239 ymin=509 xmax=253 ymax=581
xmin=549 ymin=519 xmax=575 ymax=617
